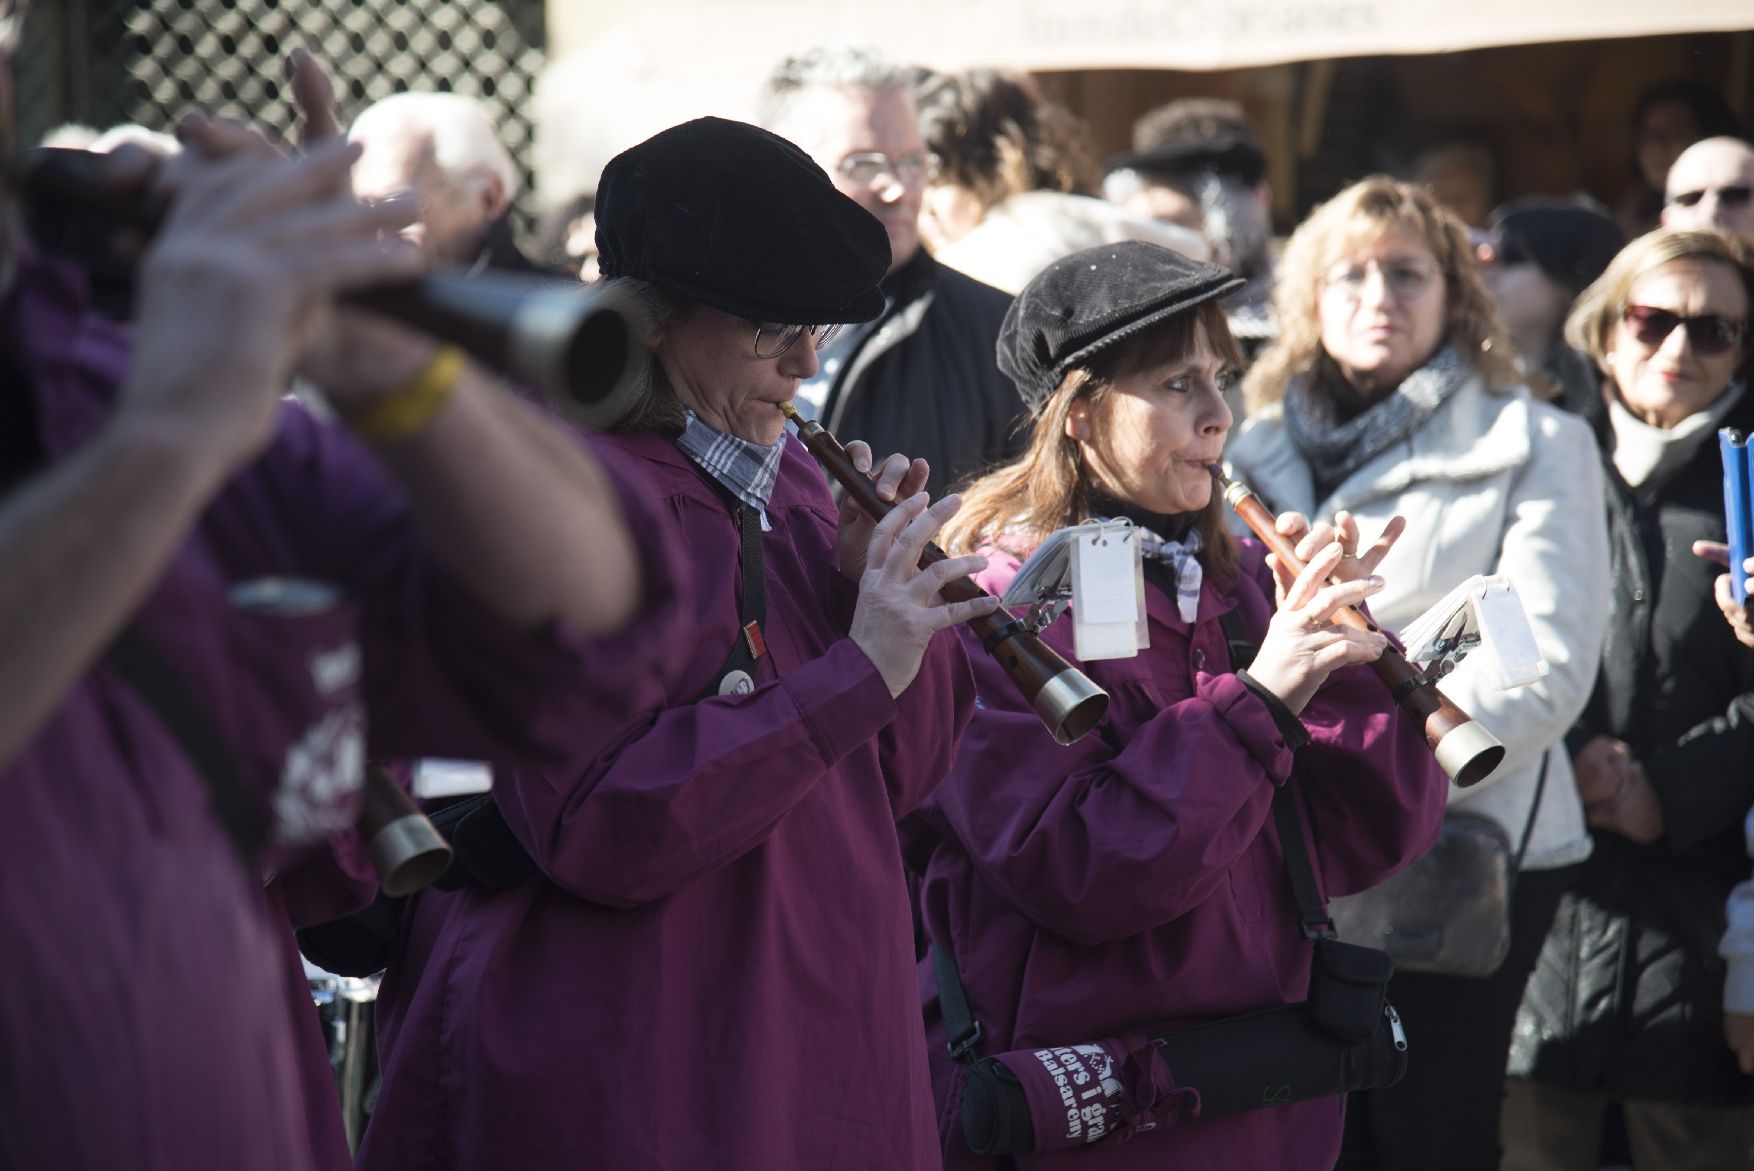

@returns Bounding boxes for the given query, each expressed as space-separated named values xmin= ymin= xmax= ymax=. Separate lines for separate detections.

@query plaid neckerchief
xmin=674 ymin=409 xmax=786 ymax=531
xmin=1129 ymin=523 xmax=1203 ymax=624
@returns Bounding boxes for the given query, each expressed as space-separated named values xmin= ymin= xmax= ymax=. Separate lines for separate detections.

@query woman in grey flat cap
xmin=902 ymin=239 xmax=1446 ymax=1170
xmin=360 ymin=116 xmax=993 ymax=1171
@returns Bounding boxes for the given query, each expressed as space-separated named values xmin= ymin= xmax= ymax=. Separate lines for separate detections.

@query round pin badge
xmin=717 ymin=669 xmax=755 ymax=696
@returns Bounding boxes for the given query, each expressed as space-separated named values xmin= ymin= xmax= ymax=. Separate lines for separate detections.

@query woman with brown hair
xmin=1225 ymin=175 xmax=1611 ymax=1170
xmin=1504 ymin=227 xmax=1754 ymax=1171
xmin=913 ymin=68 xmax=1207 ymax=294
xmin=903 ymin=240 xmax=1446 ymax=1169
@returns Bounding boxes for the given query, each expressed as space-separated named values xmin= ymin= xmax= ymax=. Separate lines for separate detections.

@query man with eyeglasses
xmin=1664 ymin=136 xmax=1754 ymax=239
xmin=760 ymin=44 xmax=1026 ymax=500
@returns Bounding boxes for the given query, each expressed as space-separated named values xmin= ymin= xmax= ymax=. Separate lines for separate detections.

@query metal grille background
xmin=18 ymin=0 xmax=548 ymax=238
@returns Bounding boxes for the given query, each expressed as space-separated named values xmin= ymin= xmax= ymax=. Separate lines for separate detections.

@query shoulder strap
xmin=1272 ymin=783 xmax=1337 ymax=940
xmin=679 ymin=454 xmax=768 ymax=699
xmin=107 ymin=628 xmax=270 ymax=868
xmin=446 ymin=456 xmax=773 ymax=891
xmin=1218 ymin=608 xmax=1334 ymax=941
xmin=1510 ymin=748 xmax=1550 ymax=875
xmin=932 ymin=939 xmax=986 ymax=1063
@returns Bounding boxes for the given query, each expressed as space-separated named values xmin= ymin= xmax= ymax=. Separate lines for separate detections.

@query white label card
xmin=1071 ymin=524 xmax=1147 ymax=660
xmin=1473 ymin=581 xmax=1548 ymax=689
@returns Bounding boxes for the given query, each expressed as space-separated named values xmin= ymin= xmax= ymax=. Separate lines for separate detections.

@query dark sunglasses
xmin=1669 ymin=185 xmax=1754 ymax=209
xmin=1621 ymin=304 xmax=1746 ymax=355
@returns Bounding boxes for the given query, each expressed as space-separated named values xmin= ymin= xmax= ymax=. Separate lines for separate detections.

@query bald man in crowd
xmin=1664 ymin=136 xmax=1754 ymax=238
xmin=350 ymin=91 xmax=550 ymax=274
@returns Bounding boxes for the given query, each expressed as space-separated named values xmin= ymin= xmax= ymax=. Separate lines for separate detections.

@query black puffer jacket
xmin=818 ymin=249 xmax=1027 ymax=500
xmin=1509 ymin=388 xmax=1754 ymax=1104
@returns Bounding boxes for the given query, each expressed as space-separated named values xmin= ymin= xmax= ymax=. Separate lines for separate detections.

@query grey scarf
xmin=1283 ymin=345 xmax=1472 ymax=499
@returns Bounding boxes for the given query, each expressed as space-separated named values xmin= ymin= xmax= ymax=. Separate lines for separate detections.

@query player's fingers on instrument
xmin=929 ymin=595 xmax=1003 ymax=628
xmin=1332 ymin=625 xmax=1390 ymax=665
xmin=258 ymin=189 xmax=417 ymax=248
xmin=288 ymin=48 xmax=341 ymax=147
xmin=1333 ymin=510 xmax=1361 ymax=550
xmin=890 ymin=492 xmax=958 ymax=572
xmin=1302 ymin=574 xmax=1383 ymax=627
xmin=1273 ymin=510 xmax=1310 ymax=544
xmin=177 ymin=114 xmax=286 ymax=170
xmin=1264 ymin=551 xmax=1299 ymax=602
xmin=896 ymin=457 xmax=931 ymax=501
xmin=864 ymin=491 xmax=926 ymax=576
xmin=281 ymin=231 xmax=424 ymax=295
xmin=843 ymin=439 xmax=874 ymax=477
xmin=191 ymin=138 xmax=360 ymax=229
xmin=1284 ymin=541 xmax=1345 ymax=612
xmin=913 ymin=553 xmax=988 ymax=598
xmin=1294 ymin=520 xmax=1340 ymax=564
xmin=871 ymin=451 xmax=912 ymax=502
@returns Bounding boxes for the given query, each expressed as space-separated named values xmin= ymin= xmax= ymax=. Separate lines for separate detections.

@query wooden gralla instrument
xmin=1211 ymin=465 xmax=1504 ymax=787
xmin=781 ymin=402 xmax=1109 ymax=745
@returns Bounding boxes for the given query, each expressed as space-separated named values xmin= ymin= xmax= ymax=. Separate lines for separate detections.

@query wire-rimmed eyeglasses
xmin=752 ymin=321 xmax=846 ymax=360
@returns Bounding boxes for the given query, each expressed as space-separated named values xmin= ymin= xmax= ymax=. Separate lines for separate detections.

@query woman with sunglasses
xmin=1501 ymin=228 xmax=1754 ymax=1171
xmin=1225 ymin=176 xmax=1611 ymax=1171
xmin=359 ymin=118 xmax=990 ymax=1171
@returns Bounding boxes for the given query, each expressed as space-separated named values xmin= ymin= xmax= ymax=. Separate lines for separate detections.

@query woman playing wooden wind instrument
xmin=902 ymin=241 xmax=1447 ymax=1170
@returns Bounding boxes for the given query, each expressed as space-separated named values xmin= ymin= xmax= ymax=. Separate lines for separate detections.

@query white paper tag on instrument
xmin=414 ymin=757 xmax=493 ymax=798
xmin=1071 ymin=522 xmax=1147 ymax=660
xmin=1399 ymin=574 xmax=1547 ymax=690
xmin=1473 ymin=580 xmax=1547 ymax=689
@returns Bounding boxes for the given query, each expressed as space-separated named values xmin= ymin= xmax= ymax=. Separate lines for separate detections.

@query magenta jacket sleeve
xmin=928 ymin=631 xmax=1296 ymax=947
xmin=241 ymin=405 xmax=688 ymax=768
xmin=490 ymin=630 xmax=968 ymax=908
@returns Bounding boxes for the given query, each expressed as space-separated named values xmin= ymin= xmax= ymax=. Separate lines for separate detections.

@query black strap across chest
xmin=687 ymin=466 xmax=768 ymax=697
xmin=107 ymin=628 xmax=270 ymax=869
xmin=431 ymin=452 xmax=772 ymax=891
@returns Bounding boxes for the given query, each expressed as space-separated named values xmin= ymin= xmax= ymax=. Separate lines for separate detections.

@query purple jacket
xmin=903 ymin=539 xmax=1445 ymax=1171
xmin=0 ymin=256 xmax=684 ymax=1171
xmin=359 ymin=430 xmax=977 ymax=1171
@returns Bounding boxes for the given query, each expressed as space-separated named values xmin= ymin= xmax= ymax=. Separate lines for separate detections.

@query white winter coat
xmin=1224 ymin=372 xmax=1610 ymax=869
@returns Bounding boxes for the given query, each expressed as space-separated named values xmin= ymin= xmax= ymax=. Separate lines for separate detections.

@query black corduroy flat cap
xmin=998 ymin=241 xmax=1243 ymax=412
xmin=594 ymin=116 xmax=890 ymax=325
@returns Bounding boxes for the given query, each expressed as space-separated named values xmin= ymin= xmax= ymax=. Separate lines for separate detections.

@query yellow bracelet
xmin=340 ymin=344 xmax=466 ymax=443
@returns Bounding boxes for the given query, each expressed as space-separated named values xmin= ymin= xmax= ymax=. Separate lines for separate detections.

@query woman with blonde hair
xmin=905 ymin=240 xmax=1446 ymax=1169
xmin=1225 ymin=175 xmax=1611 ymax=1170
xmin=1503 ymin=227 xmax=1754 ymax=1171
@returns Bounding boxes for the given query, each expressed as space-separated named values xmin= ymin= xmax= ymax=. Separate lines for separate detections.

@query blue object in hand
xmin=1721 ymin=429 xmax=1754 ymax=606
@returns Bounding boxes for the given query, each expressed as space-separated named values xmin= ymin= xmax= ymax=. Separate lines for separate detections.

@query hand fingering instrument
xmin=11 ymin=146 xmax=647 ymax=429
xmin=781 ymin=402 xmax=1108 ymax=745
xmin=1210 ymin=465 xmax=1504 ymax=787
